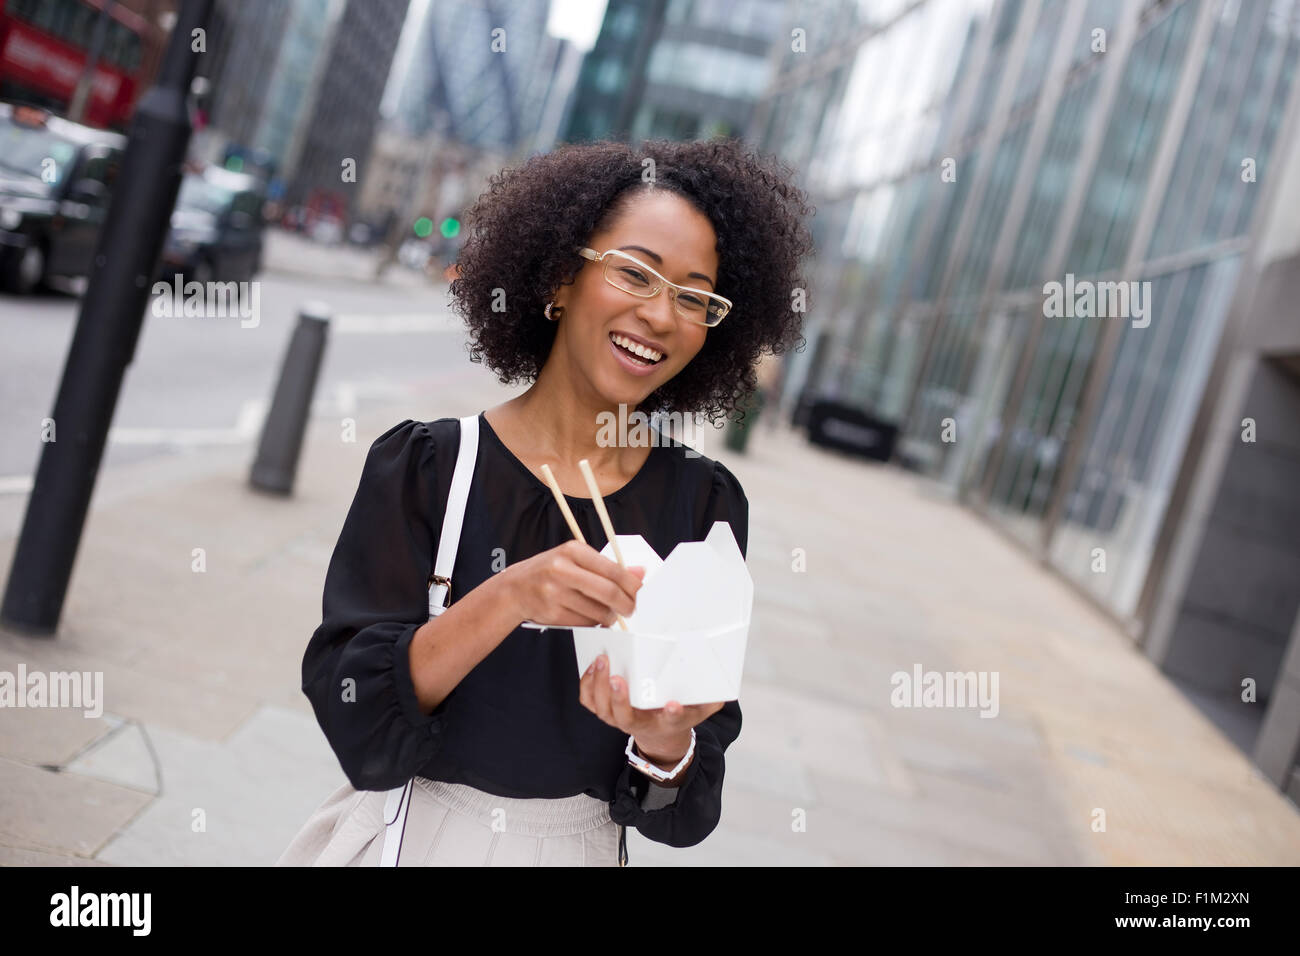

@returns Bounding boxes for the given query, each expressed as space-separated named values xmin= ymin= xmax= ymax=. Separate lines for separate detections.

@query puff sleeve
xmin=301 ymin=419 xmax=449 ymax=792
xmin=608 ymin=459 xmax=748 ymax=848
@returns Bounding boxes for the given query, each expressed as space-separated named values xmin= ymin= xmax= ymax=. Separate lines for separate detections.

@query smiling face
xmin=548 ymin=188 xmax=719 ymax=410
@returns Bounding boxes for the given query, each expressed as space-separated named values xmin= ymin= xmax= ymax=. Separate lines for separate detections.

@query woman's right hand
xmin=502 ymin=540 xmax=645 ymax=627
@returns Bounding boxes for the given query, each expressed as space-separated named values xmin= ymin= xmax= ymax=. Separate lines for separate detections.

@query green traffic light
xmin=413 ymin=217 xmax=433 ymax=238
xmin=440 ymin=217 xmax=460 ymax=239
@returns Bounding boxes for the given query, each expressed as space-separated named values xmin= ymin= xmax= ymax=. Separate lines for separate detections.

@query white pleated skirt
xmin=275 ymin=776 xmax=622 ymax=867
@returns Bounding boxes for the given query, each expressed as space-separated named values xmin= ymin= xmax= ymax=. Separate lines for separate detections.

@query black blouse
xmin=300 ymin=411 xmax=748 ymax=850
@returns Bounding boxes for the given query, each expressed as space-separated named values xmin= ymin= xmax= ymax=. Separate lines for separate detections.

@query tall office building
xmin=201 ymin=0 xmax=344 ymax=183
xmin=284 ymin=0 xmax=410 ymax=218
xmin=250 ymin=0 xmax=339 ymax=177
xmin=389 ymin=0 xmax=553 ymax=152
xmin=361 ymin=0 xmax=579 ymax=239
xmin=563 ymin=0 xmax=785 ymax=143
xmin=756 ymin=0 xmax=1300 ymax=798
xmin=204 ymin=0 xmax=294 ymax=151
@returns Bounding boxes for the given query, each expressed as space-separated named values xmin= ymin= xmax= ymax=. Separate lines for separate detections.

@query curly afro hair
xmin=448 ymin=138 xmax=815 ymax=425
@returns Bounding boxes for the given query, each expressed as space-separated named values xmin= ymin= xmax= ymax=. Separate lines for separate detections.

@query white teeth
xmin=610 ymin=333 xmax=662 ymax=362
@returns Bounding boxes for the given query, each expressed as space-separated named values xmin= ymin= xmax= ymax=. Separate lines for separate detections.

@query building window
xmin=609 ymin=5 xmax=640 ymax=38
xmin=649 ymin=41 xmax=771 ymax=98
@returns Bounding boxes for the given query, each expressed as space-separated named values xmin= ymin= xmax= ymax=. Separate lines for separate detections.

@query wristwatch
xmin=625 ymin=729 xmax=696 ymax=783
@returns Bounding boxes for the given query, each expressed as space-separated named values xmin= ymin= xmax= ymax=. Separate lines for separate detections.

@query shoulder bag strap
xmin=380 ymin=413 xmax=480 ymax=867
xmin=429 ymin=413 xmax=480 ymax=617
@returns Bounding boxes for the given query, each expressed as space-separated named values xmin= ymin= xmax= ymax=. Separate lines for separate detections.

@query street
xmin=0 ymin=229 xmax=460 ymax=485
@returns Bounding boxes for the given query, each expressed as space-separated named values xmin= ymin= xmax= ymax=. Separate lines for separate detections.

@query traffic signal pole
xmin=1 ymin=0 xmax=215 ymax=635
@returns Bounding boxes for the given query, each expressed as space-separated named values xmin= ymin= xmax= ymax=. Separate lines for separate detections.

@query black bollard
xmin=249 ymin=303 xmax=331 ymax=495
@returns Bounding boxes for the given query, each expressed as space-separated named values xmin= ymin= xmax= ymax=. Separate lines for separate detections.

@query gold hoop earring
xmin=544 ymin=301 xmax=560 ymax=321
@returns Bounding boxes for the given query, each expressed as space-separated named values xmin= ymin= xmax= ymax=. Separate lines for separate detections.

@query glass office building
xmin=759 ymin=0 xmax=1300 ymax=633
xmin=564 ymin=0 xmax=785 ymax=143
xmin=389 ymin=0 xmax=554 ymax=151
xmin=756 ymin=0 xmax=1300 ymax=793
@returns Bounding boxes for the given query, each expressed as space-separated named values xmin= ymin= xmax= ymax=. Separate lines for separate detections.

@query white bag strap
xmin=381 ymin=413 xmax=479 ymax=867
xmin=428 ymin=414 xmax=480 ymax=617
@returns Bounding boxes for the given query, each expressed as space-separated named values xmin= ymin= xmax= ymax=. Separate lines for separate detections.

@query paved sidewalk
xmin=261 ymin=228 xmax=437 ymax=289
xmin=2 ymin=367 xmax=1298 ymax=865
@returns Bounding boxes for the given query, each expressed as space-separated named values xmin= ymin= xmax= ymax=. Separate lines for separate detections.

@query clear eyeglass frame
xmin=576 ymin=246 xmax=731 ymax=327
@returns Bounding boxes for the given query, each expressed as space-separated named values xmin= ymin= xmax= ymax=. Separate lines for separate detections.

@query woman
xmin=277 ymin=138 xmax=813 ymax=866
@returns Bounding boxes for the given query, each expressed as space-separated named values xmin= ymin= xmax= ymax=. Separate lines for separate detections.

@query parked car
xmin=0 ymin=103 xmax=127 ymax=294
xmin=159 ymin=165 xmax=265 ymax=284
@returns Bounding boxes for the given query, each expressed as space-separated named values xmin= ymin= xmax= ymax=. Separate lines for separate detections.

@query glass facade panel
xmin=1071 ymin=0 xmax=1124 ymax=67
xmin=1049 ymin=255 xmax=1240 ymax=616
xmin=1064 ymin=0 xmax=1198 ymax=277
xmin=913 ymin=148 xmax=981 ymax=300
xmin=987 ymin=315 xmax=1103 ymax=542
xmin=967 ymin=306 xmax=1036 ymax=491
xmin=647 ymin=42 xmax=773 ymax=98
xmin=667 ymin=0 xmax=789 ymax=36
xmin=1148 ymin=0 xmax=1300 ymax=258
xmin=950 ymin=120 xmax=1030 ymax=299
xmin=904 ymin=301 xmax=984 ymax=471
xmin=1010 ymin=0 xmax=1067 ymax=113
xmin=1003 ymin=71 xmax=1100 ymax=290
xmin=877 ymin=305 xmax=933 ymax=422
xmin=965 ymin=0 xmax=1026 ymax=135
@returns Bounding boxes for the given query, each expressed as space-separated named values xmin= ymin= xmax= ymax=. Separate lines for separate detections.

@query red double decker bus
xmin=0 ymin=0 xmax=148 ymax=131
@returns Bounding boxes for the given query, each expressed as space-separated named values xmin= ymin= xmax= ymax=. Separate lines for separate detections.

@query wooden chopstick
xmin=539 ymin=463 xmax=630 ymax=632
xmin=577 ymin=459 xmax=628 ymax=571
xmin=538 ymin=464 xmax=585 ymax=541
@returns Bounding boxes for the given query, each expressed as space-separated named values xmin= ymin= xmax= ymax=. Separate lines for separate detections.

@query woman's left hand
xmin=579 ymin=653 xmax=724 ymax=765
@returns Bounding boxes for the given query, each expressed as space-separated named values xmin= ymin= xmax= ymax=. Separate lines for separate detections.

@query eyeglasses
xmin=576 ymin=247 xmax=731 ymax=327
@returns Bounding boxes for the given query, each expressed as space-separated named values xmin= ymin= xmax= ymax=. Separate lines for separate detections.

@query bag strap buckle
xmin=428 ymin=572 xmax=452 ymax=608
